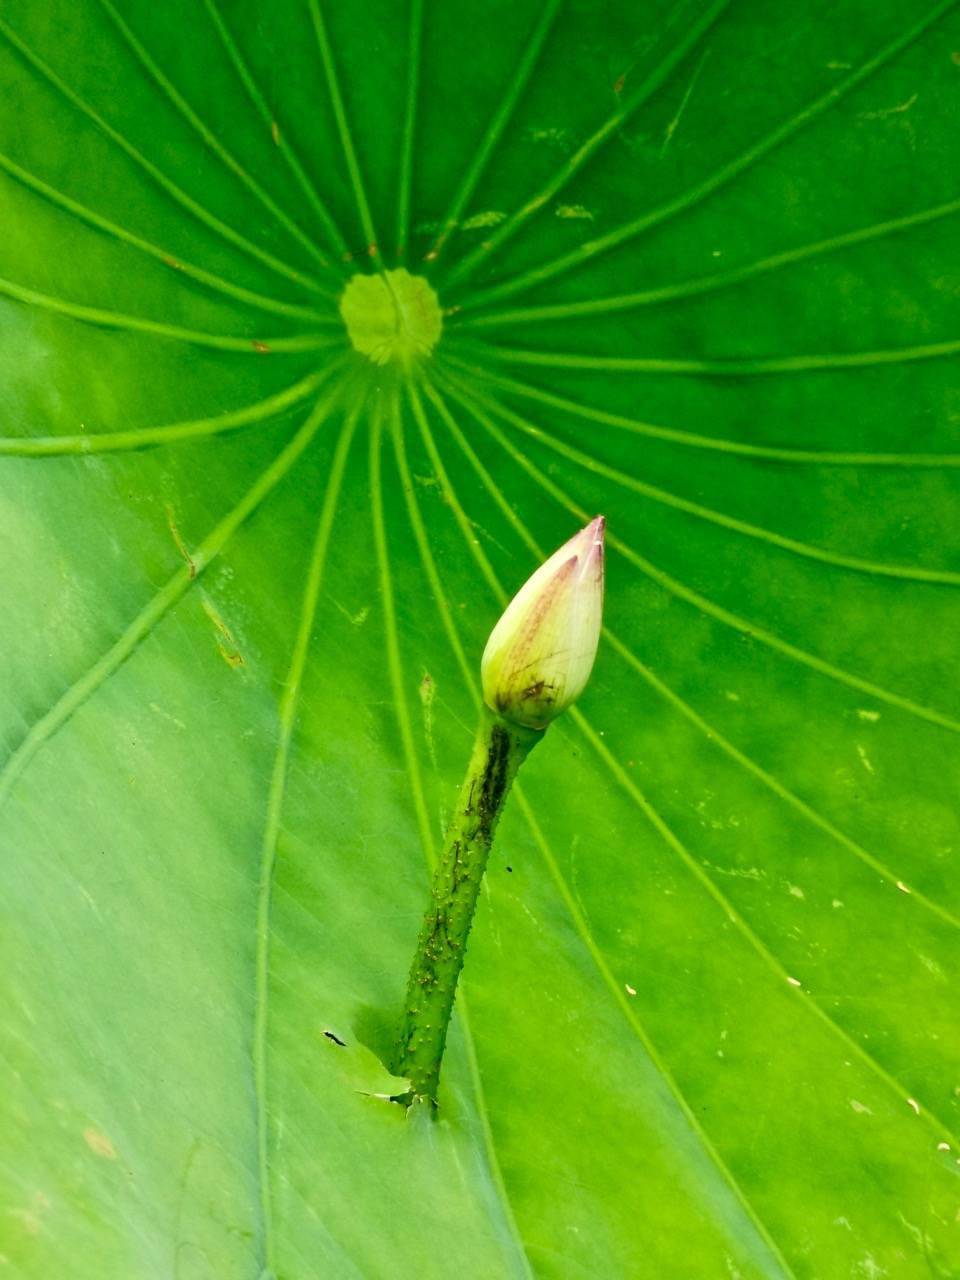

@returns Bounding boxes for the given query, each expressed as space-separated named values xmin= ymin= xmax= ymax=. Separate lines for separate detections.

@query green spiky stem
xmin=395 ymin=706 xmax=541 ymax=1102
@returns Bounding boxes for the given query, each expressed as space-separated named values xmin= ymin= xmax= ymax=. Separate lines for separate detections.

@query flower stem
xmin=395 ymin=706 xmax=541 ymax=1102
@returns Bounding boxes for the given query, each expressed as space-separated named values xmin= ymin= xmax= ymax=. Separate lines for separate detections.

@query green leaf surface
xmin=2 ymin=1 xmax=959 ymax=1275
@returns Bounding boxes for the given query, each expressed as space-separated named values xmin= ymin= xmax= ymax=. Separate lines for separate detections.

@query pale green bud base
xmin=394 ymin=706 xmax=541 ymax=1104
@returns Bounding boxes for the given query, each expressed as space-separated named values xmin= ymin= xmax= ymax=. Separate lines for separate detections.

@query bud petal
xmin=481 ymin=517 xmax=605 ymax=730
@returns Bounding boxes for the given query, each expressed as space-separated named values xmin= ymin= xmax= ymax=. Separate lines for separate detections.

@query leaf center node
xmin=339 ymin=268 xmax=442 ymax=366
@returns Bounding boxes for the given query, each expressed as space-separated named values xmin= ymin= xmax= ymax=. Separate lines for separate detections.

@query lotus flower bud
xmin=481 ymin=516 xmax=605 ymax=730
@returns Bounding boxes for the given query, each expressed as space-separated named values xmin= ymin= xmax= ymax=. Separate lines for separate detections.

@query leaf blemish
xmin=83 ymin=1128 xmax=117 ymax=1159
xmin=165 ymin=503 xmax=196 ymax=579
xmin=149 ymin=702 xmax=186 ymax=731
xmin=859 ymin=92 xmax=918 ymax=120
xmin=419 ymin=672 xmax=437 ymax=767
xmin=7 ymin=1192 xmax=50 ymax=1236
xmin=555 ymin=204 xmax=594 ymax=222
xmin=201 ymin=599 xmax=244 ymax=669
xmin=461 ymin=210 xmax=506 ymax=231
